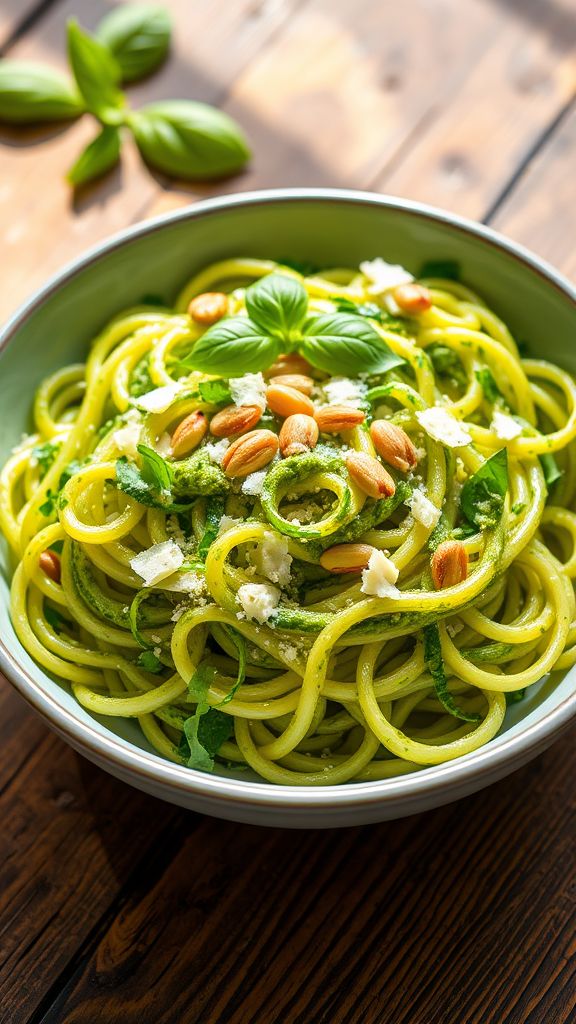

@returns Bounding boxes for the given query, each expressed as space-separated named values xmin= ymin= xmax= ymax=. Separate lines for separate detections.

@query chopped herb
xmin=129 ymin=355 xmax=155 ymax=397
xmin=460 ymin=449 xmax=508 ymax=530
xmin=330 ymin=295 xmax=411 ymax=336
xmin=428 ymin=345 xmax=467 ymax=387
xmin=136 ymin=650 xmax=163 ymax=673
xmin=198 ymin=378 xmax=231 ymax=405
xmin=423 ymin=623 xmax=481 ymax=722
xmin=39 ymin=490 xmax=58 ymax=517
xmin=475 ymin=368 xmax=503 ymax=404
xmin=218 ymin=627 xmax=246 ymax=705
xmin=179 ymin=662 xmax=234 ymax=771
xmin=419 ymin=259 xmax=460 ymax=280
xmin=539 ymin=452 xmax=562 ymax=490
xmin=511 ymin=501 xmax=526 ymax=515
xmin=32 ymin=440 xmax=60 ymax=476
xmin=506 ymin=689 xmax=526 ymax=705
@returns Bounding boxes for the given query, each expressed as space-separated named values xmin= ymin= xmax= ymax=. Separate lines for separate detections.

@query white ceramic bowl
xmin=1 ymin=188 xmax=575 ymax=827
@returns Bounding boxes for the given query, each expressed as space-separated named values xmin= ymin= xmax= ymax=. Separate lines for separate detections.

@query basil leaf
xmin=130 ymin=100 xmax=250 ymax=179
xmin=0 ymin=61 xmax=83 ymax=123
xmin=245 ymin=273 xmax=308 ymax=338
xmin=67 ymin=19 xmax=125 ymax=124
xmin=198 ymin=495 xmax=225 ymax=559
xmin=330 ymin=296 xmax=411 ymax=336
xmin=300 ymin=313 xmax=405 ymax=376
xmin=180 ymin=663 xmax=234 ymax=771
xmin=419 ymin=259 xmax=460 ymax=280
xmin=198 ymin=379 xmax=231 ymax=405
xmin=137 ymin=650 xmax=163 ymax=673
xmin=96 ymin=4 xmax=171 ymax=83
xmin=539 ymin=452 xmax=562 ymax=489
xmin=475 ymin=368 xmax=503 ymax=404
xmin=460 ymin=448 xmax=508 ymax=530
xmin=217 ymin=627 xmax=246 ymax=705
xmin=423 ymin=623 xmax=481 ymax=722
xmin=67 ymin=124 xmax=121 ymax=185
xmin=137 ymin=443 xmax=173 ymax=491
xmin=183 ymin=317 xmax=280 ymax=374
xmin=187 ymin=662 xmax=216 ymax=701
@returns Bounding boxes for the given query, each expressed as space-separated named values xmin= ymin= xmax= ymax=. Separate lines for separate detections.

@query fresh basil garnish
xmin=129 ymin=100 xmax=250 ymax=179
xmin=180 ymin=663 xmax=234 ymax=771
xmin=0 ymin=61 xmax=83 ymax=123
xmin=475 ymin=368 xmax=503 ymax=405
xmin=137 ymin=650 xmax=163 ymax=673
xmin=245 ymin=273 xmax=308 ymax=338
xmin=460 ymin=448 xmax=508 ymax=530
xmin=116 ymin=457 xmax=192 ymax=512
xmin=67 ymin=124 xmax=121 ymax=185
xmin=330 ymin=295 xmax=411 ymax=336
xmin=300 ymin=313 xmax=405 ymax=376
xmin=96 ymin=4 xmax=171 ymax=84
xmin=539 ymin=452 xmax=562 ymax=489
xmin=137 ymin=443 xmax=173 ymax=491
xmin=182 ymin=317 xmax=281 ymax=374
xmin=67 ymin=20 xmax=125 ymax=125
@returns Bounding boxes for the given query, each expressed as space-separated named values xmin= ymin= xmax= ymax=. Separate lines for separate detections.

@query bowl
xmin=1 ymin=188 xmax=575 ymax=828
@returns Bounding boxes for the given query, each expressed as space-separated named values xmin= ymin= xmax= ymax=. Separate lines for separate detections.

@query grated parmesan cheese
xmin=360 ymin=258 xmax=414 ymax=297
xmin=242 ymin=469 xmax=267 ymax=496
xmin=136 ymin=383 xmax=184 ymax=414
xmin=405 ymin=489 xmax=441 ymax=529
xmin=130 ymin=540 xmax=184 ymax=587
xmin=203 ymin=438 xmax=230 ymax=465
xmin=217 ymin=515 xmax=242 ymax=537
xmin=361 ymin=549 xmax=400 ymax=598
xmin=322 ymin=376 xmax=367 ymax=408
xmin=229 ymin=372 xmax=267 ymax=411
xmin=416 ymin=407 xmax=472 ymax=448
xmin=249 ymin=532 xmax=292 ymax=587
xmin=156 ymin=432 xmax=172 ymax=456
xmin=236 ymin=583 xmax=281 ymax=623
xmin=112 ymin=421 xmax=142 ymax=459
xmin=491 ymin=410 xmax=522 ymax=440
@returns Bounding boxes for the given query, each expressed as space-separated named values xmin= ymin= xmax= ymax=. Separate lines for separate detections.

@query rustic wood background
xmin=1 ymin=1 xmax=575 ymax=1021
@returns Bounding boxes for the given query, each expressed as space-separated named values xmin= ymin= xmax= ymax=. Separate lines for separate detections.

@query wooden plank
xmin=490 ymin=101 xmax=576 ymax=280
xmin=0 ymin=724 xmax=180 ymax=1023
xmin=0 ymin=0 xmax=305 ymax=322
xmin=0 ymin=0 xmax=50 ymax=51
xmin=33 ymin=739 xmax=576 ymax=1024
xmin=376 ymin=3 xmax=576 ymax=220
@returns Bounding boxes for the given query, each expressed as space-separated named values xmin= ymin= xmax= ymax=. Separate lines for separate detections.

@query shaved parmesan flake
xmin=236 ymin=583 xmax=280 ymax=623
xmin=360 ymin=258 xmax=413 ymax=297
xmin=249 ymin=532 xmax=292 ymax=587
xmin=242 ymin=470 xmax=267 ymax=496
xmin=416 ymin=407 xmax=471 ymax=448
xmin=406 ymin=489 xmax=441 ymax=529
xmin=217 ymin=515 xmax=242 ymax=537
xmin=491 ymin=410 xmax=522 ymax=440
xmin=136 ymin=383 xmax=184 ymax=414
xmin=112 ymin=421 xmax=142 ymax=459
xmin=361 ymin=550 xmax=400 ymax=598
xmin=130 ymin=540 xmax=184 ymax=587
xmin=229 ymin=372 xmax=267 ymax=411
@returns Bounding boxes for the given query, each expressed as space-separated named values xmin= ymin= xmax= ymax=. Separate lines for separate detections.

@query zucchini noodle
xmin=2 ymin=255 xmax=575 ymax=786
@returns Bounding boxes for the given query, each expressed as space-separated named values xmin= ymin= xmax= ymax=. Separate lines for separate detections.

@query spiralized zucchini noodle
xmin=2 ymin=254 xmax=576 ymax=786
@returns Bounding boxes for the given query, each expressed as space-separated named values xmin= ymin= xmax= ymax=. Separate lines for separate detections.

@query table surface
xmin=1 ymin=1 xmax=575 ymax=1022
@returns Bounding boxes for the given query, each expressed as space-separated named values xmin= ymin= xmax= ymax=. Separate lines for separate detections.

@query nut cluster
xmin=164 ymin=318 xmax=420 ymax=483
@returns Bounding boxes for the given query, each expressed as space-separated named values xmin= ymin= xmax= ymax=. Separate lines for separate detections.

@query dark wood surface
xmin=1 ymin=2 xmax=575 ymax=1021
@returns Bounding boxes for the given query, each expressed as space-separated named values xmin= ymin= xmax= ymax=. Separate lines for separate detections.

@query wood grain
xmin=29 ymin=739 xmax=576 ymax=1024
xmin=0 ymin=1 xmax=575 ymax=1022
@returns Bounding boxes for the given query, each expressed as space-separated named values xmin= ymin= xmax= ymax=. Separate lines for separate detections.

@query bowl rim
xmin=1 ymin=185 xmax=575 ymax=810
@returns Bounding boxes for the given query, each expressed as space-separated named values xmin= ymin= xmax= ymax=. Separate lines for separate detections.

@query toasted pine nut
xmin=40 ymin=550 xmax=61 ymax=583
xmin=345 ymin=451 xmax=396 ymax=498
xmin=314 ymin=405 xmax=365 ymax=434
xmin=269 ymin=373 xmax=314 ymax=396
xmin=266 ymin=383 xmax=314 ymax=418
xmin=188 ymin=292 xmax=228 ymax=325
xmin=431 ymin=541 xmax=468 ymax=589
xmin=265 ymin=353 xmax=313 ymax=378
xmin=171 ymin=411 xmax=207 ymax=458
xmin=393 ymin=283 xmax=432 ymax=315
xmin=210 ymin=404 xmax=262 ymax=438
xmin=279 ymin=414 xmax=319 ymax=457
xmin=222 ymin=429 xmax=279 ymax=478
xmin=320 ymin=543 xmax=374 ymax=574
xmin=370 ymin=420 xmax=418 ymax=473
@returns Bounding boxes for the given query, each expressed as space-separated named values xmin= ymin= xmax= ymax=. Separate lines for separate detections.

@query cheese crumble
xmin=130 ymin=540 xmax=184 ymax=587
xmin=416 ymin=407 xmax=472 ymax=448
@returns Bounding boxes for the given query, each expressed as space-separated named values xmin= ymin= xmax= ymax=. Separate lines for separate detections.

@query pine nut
xmin=40 ymin=550 xmax=61 ymax=583
xmin=345 ymin=451 xmax=396 ymax=498
xmin=370 ymin=420 xmax=418 ymax=473
xmin=222 ymin=429 xmax=279 ymax=477
xmin=210 ymin=404 xmax=262 ymax=438
xmin=188 ymin=292 xmax=228 ymax=325
xmin=279 ymin=414 xmax=319 ymax=457
xmin=171 ymin=411 xmax=207 ymax=457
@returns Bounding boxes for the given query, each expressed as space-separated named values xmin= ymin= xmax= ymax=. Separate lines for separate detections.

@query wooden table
xmin=1 ymin=2 xmax=575 ymax=1021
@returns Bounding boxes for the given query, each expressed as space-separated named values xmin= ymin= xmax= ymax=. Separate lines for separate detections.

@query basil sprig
xmin=184 ymin=273 xmax=405 ymax=377
xmin=0 ymin=7 xmax=249 ymax=188
xmin=96 ymin=4 xmax=171 ymax=83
